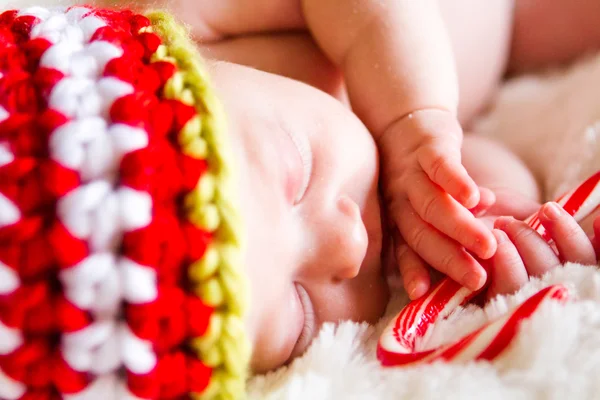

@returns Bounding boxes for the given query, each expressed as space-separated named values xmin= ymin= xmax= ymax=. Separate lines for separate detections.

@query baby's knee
xmin=462 ymin=135 xmax=540 ymax=202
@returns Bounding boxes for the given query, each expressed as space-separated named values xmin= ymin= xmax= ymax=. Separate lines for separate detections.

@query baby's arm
xmin=303 ymin=0 xmax=500 ymax=293
xmin=302 ymin=0 xmax=456 ymax=137
xmin=108 ymin=0 xmax=495 ymax=292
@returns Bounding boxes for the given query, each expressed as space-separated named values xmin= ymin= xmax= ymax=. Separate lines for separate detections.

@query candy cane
xmin=378 ymin=171 xmax=600 ymax=367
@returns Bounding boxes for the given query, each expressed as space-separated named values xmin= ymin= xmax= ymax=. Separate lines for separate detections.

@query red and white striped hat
xmin=0 ymin=5 xmax=249 ymax=400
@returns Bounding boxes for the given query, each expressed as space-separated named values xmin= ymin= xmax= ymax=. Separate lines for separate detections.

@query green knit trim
xmin=147 ymin=11 xmax=250 ymax=400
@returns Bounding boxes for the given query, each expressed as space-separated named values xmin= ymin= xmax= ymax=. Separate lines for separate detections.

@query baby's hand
xmin=380 ymin=109 xmax=497 ymax=299
xmin=486 ymin=202 xmax=599 ymax=299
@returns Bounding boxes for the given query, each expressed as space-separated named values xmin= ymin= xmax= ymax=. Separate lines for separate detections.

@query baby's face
xmin=211 ymin=62 xmax=389 ymax=373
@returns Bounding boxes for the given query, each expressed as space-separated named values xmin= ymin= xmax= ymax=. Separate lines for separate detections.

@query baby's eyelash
xmin=286 ymin=129 xmax=312 ymax=204
xmin=296 ymin=147 xmax=312 ymax=203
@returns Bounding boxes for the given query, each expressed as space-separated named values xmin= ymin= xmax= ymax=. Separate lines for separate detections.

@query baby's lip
xmin=288 ymin=283 xmax=318 ymax=362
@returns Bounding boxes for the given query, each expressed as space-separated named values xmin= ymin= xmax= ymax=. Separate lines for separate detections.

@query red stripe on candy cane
xmin=378 ymin=172 xmax=600 ymax=368
xmin=477 ymin=285 xmax=568 ymax=361
xmin=561 ymin=172 xmax=600 ymax=217
xmin=379 ymin=285 xmax=569 ymax=367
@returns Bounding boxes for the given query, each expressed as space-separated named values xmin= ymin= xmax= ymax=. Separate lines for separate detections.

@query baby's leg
xmin=509 ymin=0 xmax=600 ymax=72
xmin=437 ymin=0 xmax=514 ymax=126
xmin=462 ymin=135 xmax=541 ymax=224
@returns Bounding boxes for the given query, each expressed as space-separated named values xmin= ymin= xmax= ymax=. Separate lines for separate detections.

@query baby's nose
xmin=314 ymin=195 xmax=368 ymax=281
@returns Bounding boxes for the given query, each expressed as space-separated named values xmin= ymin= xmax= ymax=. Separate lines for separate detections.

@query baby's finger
xmin=486 ymin=229 xmax=529 ymax=299
xmin=395 ymin=201 xmax=487 ymax=291
xmin=538 ymin=202 xmax=596 ymax=265
xmin=495 ymin=216 xmax=560 ymax=277
xmin=407 ymin=171 xmax=496 ymax=259
xmin=418 ymin=142 xmax=479 ymax=209
xmin=470 ymin=187 xmax=496 ymax=217
xmin=396 ymin=243 xmax=430 ymax=300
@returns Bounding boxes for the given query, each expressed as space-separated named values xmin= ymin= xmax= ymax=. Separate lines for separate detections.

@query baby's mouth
xmin=288 ymin=283 xmax=317 ymax=363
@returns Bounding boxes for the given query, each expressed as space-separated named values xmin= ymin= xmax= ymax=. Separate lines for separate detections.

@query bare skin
xmin=509 ymin=0 xmax=600 ymax=73
xmin=103 ymin=0 xmax=512 ymax=297
xmin=119 ymin=0 xmax=600 ymax=298
xmin=486 ymin=204 xmax=600 ymax=300
xmin=92 ymin=0 xmax=600 ymax=370
xmin=207 ymin=59 xmax=595 ymax=371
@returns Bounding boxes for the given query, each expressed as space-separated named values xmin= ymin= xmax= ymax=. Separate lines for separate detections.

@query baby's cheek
xmin=247 ymin=283 xmax=302 ymax=373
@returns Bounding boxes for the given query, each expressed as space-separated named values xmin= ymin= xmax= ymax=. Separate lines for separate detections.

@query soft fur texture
xmin=248 ymin=53 xmax=600 ymax=399
xmin=249 ymin=264 xmax=600 ymax=400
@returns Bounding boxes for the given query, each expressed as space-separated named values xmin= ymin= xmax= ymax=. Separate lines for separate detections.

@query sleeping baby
xmin=157 ymin=0 xmax=600 ymax=300
xmin=2 ymin=2 xmax=600 ymax=399
xmin=137 ymin=0 xmax=600 ymax=372
xmin=209 ymin=60 xmax=600 ymax=373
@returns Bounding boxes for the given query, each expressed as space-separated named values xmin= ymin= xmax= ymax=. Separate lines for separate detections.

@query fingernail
xmin=461 ymin=271 xmax=484 ymax=291
xmin=542 ymin=202 xmax=562 ymax=221
xmin=474 ymin=230 xmax=497 ymax=259
xmin=408 ymin=279 xmax=421 ymax=300
xmin=493 ymin=229 xmax=508 ymax=243
xmin=473 ymin=238 xmax=487 ymax=259
xmin=463 ymin=191 xmax=479 ymax=209
xmin=494 ymin=216 xmax=511 ymax=230
xmin=407 ymin=280 xmax=420 ymax=299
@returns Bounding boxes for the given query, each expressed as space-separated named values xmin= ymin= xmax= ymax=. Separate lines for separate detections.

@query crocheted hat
xmin=0 ymin=5 xmax=249 ymax=400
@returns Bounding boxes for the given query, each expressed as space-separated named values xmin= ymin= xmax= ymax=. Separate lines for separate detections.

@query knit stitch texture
xmin=0 ymin=5 xmax=249 ymax=400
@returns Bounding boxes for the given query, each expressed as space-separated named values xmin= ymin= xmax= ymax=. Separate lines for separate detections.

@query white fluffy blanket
xmin=249 ymin=265 xmax=600 ymax=400
xmin=249 ymin=54 xmax=600 ymax=400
